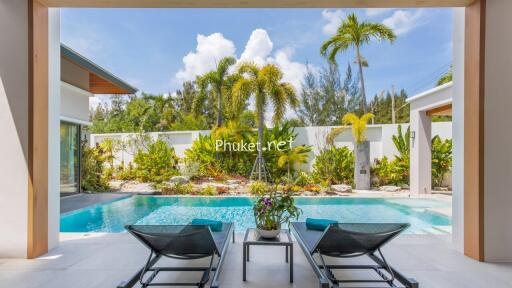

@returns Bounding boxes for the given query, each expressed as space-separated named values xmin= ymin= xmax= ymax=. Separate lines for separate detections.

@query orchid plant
xmin=253 ymin=186 xmax=301 ymax=230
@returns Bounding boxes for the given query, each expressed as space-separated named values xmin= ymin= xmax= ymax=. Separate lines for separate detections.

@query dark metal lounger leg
xmin=211 ymin=224 xmax=235 ymax=288
xmin=368 ymin=251 xmax=419 ymax=288
xmin=117 ymin=253 xmax=162 ymax=288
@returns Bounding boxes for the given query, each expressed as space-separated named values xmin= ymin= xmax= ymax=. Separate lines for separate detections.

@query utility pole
xmin=391 ymin=84 xmax=396 ymax=124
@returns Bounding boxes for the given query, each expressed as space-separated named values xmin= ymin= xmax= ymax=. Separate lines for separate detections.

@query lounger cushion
xmin=191 ymin=218 xmax=223 ymax=232
xmin=305 ymin=218 xmax=338 ymax=231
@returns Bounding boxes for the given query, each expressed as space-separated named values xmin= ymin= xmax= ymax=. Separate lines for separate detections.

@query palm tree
xmin=320 ymin=13 xmax=396 ymax=113
xmin=196 ymin=56 xmax=237 ymax=127
xmin=277 ymin=145 xmax=311 ymax=179
xmin=342 ymin=112 xmax=374 ymax=189
xmin=233 ymin=62 xmax=299 ymax=181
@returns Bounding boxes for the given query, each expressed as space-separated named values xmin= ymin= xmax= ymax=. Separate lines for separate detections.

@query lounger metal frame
xmin=292 ymin=223 xmax=419 ymax=288
xmin=117 ymin=223 xmax=235 ymax=288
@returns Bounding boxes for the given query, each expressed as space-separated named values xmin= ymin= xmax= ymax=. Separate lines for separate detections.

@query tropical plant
xmin=294 ymin=171 xmax=315 ymax=186
xmin=161 ymin=182 xmax=194 ymax=195
xmin=80 ymin=141 xmax=110 ymax=192
xmin=372 ymin=156 xmax=408 ymax=186
xmin=133 ymin=139 xmax=179 ymax=183
xmin=200 ymin=185 xmax=217 ymax=196
xmin=196 ymin=56 xmax=237 ymax=127
xmin=249 ymin=181 xmax=270 ymax=195
xmin=437 ymin=67 xmax=453 ymax=86
xmin=253 ymin=186 xmax=301 ymax=231
xmin=342 ymin=112 xmax=374 ymax=144
xmin=233 ymin=63 xmax=299 ymax=181
xmin=312 ymin=146 xmax=354 ymax=185
xmin=432 ymin=136 xmax=452 ymax=187
xmin=392 ymin=125 xmax=410 ymax=157
xmin=277 ymin=145 xmax=311 ymax=179
xmin=320 ymin=13 xmax=396 ymax=112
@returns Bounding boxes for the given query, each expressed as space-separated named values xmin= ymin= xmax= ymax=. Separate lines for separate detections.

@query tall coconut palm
xmin=320 ymin=13 xmax=396 ymax=113
xmin=196 ymin=56 xmax=237 ymax=127
xmin=233 ymin=62 xmax=299 ymax=181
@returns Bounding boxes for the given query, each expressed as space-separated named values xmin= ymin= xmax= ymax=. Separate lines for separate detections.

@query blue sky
xmin=60 ymin=8 xmax=453 ymax=108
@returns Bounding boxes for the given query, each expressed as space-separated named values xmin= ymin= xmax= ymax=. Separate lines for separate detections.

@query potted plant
xmin=253 ymin=183 xmax=301 ymax=238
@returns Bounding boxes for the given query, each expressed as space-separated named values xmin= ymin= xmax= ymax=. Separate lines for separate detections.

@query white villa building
xmin=59 ymin=44 xmax=137 ymax=195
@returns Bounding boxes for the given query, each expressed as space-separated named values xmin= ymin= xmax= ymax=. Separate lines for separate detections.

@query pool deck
xmin=60 ymin=193 xmax=131 ymax=214
xmin=1 ymin=232 xmax=511 ymax=288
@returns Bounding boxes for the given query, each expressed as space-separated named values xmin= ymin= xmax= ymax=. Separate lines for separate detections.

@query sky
xmin=60 ymin=8 xmax=453 ymax=109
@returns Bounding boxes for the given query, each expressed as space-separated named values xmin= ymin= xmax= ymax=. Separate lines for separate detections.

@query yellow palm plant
xmin=277 ymin=145 xmax=311 ymax=179
xmin=342 ymin=112 xmax=374 ymax=144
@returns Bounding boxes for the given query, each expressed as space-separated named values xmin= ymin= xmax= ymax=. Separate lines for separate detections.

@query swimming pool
xmin=60 ymin=196 xmax=451 ymax=234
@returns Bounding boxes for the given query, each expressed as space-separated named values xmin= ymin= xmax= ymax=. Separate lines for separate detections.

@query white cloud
xmin=240 ymin=29 xmax=273 ymax=66
xmin=174 ymin=29 xmax=310 ymax=93
xmin=365 ymin=8 xmax=394 ymax=17
xmin=321 ymin=9 xmax=345 ymax=36
xmin=382 ymin=9 xmax=425 ymax=35
xmin=175 ymin=33 xmax=236 ymax=83
xmin=267 ymin=48 xmax=308 ymax=92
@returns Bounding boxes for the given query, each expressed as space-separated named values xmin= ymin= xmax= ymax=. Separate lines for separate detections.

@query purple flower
xmin=263 ymin=197 xmax=272 ymax=207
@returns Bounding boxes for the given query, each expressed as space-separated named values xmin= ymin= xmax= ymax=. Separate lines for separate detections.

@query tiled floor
xmin=1 ymin=233 xmax=511 ymax=288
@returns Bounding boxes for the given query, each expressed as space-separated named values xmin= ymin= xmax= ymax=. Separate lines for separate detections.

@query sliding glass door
xmin=60 ymin=122 xmax=80 ymax=194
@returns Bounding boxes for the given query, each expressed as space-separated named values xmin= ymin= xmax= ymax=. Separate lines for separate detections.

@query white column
xmin=409 ymin=110 xmax=431 ymax=195
xmin=451 ymin=7 xmax=465 ymax=253
xmin=48 ymin=8 xmax=61 ymax=250
xmin=0 ymin=0 xmax=30 ymax=258
xmin=484 ymin=0 xmax=512 ymax=262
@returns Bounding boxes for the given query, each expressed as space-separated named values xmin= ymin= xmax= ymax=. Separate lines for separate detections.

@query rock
xmin=331 ymin=184 xmax=352 ymax=193
xmin=303 ymin=191 xmax=315 ymax=196
xmin=108 ymin=180 xmax=125 ymax=190
xmin=226 ymin=179 xmax=241 ymax=185
xmin=379 ymin=186 xmax=401 ymax=192
xmin=169 ymin=176 xmax=190 ymax=184
xmin=119 ymin=181 xmax=158 ymax=193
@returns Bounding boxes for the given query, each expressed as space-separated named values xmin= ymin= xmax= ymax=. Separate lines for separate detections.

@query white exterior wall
xmin=0 ymin=0 xmax=30 ymax=258
xmin=90 ymin=123 xmax=452 ymax=186
xmin=484 ymin=0 xmax=512 ymax=262
xmin=60 ymin=81 xmax=91 ymax=124
xmin=48 ymin=8 xmax=60 ymax=251
xmin=452 ymin=7 xmax=465 ymax=253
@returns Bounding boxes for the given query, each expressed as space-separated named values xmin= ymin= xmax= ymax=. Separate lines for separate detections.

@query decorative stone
xmin=379 ymin=186 xmax=402 ymax=192
xmin=330 ymin=184 xmax=352 ymax=193
xmin=169 ymin=176 xmax=190 ymax=184
xmin=226 ymin=179 xmax=241 ymax=185
xmin=108 ymin=180 xmax=125 ymax=190
xmin=303 ymin=191 xmax=315 ymax=196
xmin=119 ymin=181 xmax=158 ymax=193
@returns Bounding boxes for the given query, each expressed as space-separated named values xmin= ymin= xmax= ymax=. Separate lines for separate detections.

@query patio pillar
xmin=410 ymin=110 xmax=431 ymax=195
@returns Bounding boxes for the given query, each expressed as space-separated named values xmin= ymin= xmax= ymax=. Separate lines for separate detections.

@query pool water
xmin=60 ymin=196 xmax=451 ymax=234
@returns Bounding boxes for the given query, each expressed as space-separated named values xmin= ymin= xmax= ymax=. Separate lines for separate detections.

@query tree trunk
xmin=356 ymin=45 xmax=367 ymax=114
xmin=257 ymin=107 xmax=264 ymax=180
xmin=354 ymin=141 xmax=371 ymax=190
xmin=216 ymin=87 xmax=222 ymax=127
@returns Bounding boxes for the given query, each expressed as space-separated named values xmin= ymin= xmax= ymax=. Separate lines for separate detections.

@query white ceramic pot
xmin=256 ymin=224 xmax=281 ymax=239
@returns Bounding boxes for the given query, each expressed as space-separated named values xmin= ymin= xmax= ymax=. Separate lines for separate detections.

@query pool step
xmin=421 ymin=226 xmax=451 ymax=235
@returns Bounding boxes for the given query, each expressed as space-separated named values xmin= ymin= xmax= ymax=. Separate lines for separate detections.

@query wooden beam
xmin=464 ymin=0 xmax=485 ymax=261
xmin=28 ymin=0 xmax=49 ymax=259
xmin=41 ymin=0 xmax=475 ymax=8
xmin=89 ymin=73 xmax=131 ymax=94
xmin=426 ymin=103 xmax=452 ymax=116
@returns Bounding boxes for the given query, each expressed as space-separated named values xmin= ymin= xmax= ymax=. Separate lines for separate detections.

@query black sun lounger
xmin=291 ymin=222 xmax=418 ymax=288
xmin=118 ymin=223 xmax=235 ymax=288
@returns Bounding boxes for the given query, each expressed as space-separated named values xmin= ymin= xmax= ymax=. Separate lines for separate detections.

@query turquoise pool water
xmin=60 ymin=196 xmax=451 ymax=234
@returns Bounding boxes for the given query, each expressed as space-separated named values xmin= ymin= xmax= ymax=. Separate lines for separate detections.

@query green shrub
xmin=80 ymin=142 xmax=110 ymax=192
xmin=133 ymin=139 xmax=179 ymax=183
xmin=116 ymin=162 xmax=137 ymax=181
xmin=372 ymin=156 xmax=408 ymax=186
xmin=294 ymin=171 xmax=314 ymax=186
xmin=162 ymin=182 xmax=193 ymax=195
xmin=432 ymin=136 xmax=452 ymax=187
xmin=200 ymin=185 xmax=217 ymax=196
xmin=248 ymin=181 xmax=270 ymax=196
xmin=312 ymin=146 xmax=354 ymax=185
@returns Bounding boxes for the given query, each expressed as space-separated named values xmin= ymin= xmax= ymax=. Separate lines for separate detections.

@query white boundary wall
xmin=90 ymin=123 xmax=451 ymax=173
